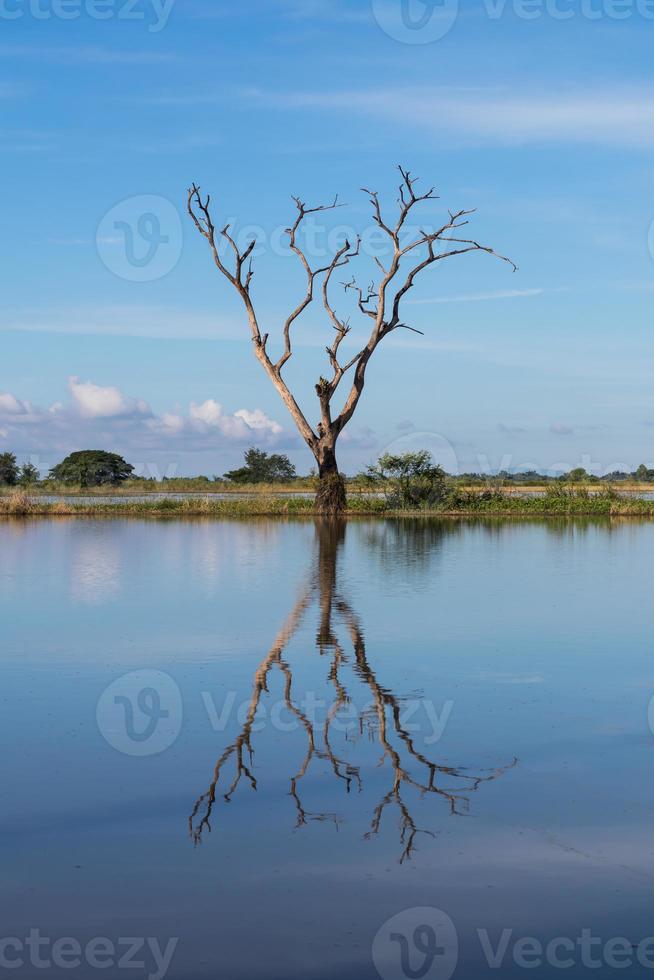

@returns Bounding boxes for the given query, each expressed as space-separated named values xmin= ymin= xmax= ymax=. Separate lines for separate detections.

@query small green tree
xmin=49 ymin=450 xmax=134 ymax=487
xmin=565 ymin=467 xmax=589 ymax=483
xmin=0 ymin=452 xmax=19 ymax=486
xmin=18 ymin=462 xmax=40 ymax=486
xmin=366 ymin=450 xmax=448 ymax=509
xmin=224 ymin=448 xmax=296 ymax=484
xmin=635 ymin=464 xmax=654 ymax=483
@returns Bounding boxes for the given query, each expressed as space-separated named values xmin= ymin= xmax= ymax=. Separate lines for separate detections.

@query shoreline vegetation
xmin=3 ymin=485 xmax=654 ymax=519
xmin=3 ymin=450 xmax=654 ymax=520
xmin=3 ymin=480 xmax=654 ymax=496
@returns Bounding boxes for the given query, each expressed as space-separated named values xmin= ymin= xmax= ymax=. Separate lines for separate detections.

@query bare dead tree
xmin=189 ymin=521 xmax=517 ymax=860
xmin=187 ymin=167 xmax=516 ymax=514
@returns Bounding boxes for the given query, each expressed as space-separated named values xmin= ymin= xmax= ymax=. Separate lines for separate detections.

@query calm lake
xmin=3 ymin=517 xmax=654 ymax=979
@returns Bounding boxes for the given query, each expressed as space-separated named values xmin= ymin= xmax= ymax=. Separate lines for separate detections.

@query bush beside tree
xmin=366 ymin=450 xmax=448 ymax=509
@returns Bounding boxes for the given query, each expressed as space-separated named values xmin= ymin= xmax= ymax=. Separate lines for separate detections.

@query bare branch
xmin=187 ymin=183 xmax=320 ymax=451
xmin=343 ymin=276 xmax=378 ymax=320
xmin=331 ymin=172 xmax=515 ymax=438
xmin=275 ymin=194 xmax=347 ymax=375
xmin=187 ymin=170 xmax=516 ymax=499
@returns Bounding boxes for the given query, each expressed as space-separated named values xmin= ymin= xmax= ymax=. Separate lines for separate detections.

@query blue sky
xmin=2 ymin=0 xmax=654 ymax=476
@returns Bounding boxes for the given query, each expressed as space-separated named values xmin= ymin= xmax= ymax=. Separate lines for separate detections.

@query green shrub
xmin=366 ymin=450 xmax=449 ymax=509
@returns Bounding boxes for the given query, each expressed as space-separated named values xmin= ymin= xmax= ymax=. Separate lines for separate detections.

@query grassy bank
xmin=6 ymin=480 xmax=654 ymax=498
xmin=0 ymin=491 xmax=323 ymax=517
xmin=2 ymin=486 xmax=654 ymax=518
xmin=10 ymin=480 xmax=321 ymax=496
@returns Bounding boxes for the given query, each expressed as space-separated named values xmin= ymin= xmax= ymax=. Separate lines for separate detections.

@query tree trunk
xmin=315 ymin=445 xmax=346 ymax=515
xmin=315 ymin=517 xmax=345 ymax=648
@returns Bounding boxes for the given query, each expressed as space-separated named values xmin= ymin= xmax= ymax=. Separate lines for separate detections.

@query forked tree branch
xmin=187 ymin=168 xmax=516 ymax=486
xmin=187 ymin=183 xmax=319 ymax=451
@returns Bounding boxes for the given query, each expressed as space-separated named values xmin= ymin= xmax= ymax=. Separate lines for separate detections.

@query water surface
xmin=3 ymin=517 xmax=654 ymax=978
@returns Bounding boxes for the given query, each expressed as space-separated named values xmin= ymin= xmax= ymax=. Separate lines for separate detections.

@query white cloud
xmin=182 ymin=399 xmax=282 ymax=438
xmin=234 ymin=407 xmax=283 ymax=434
xmin=189 ymin=399 xmax=224 ymax=426
xmin=69 ymin=377 xmax=151 ymax=419
xmin=0 ymin=392 xmax=32 ymax=415
xmin=245 ymin=86 xmax=654 ymax=147
xmin=0 ymin=380 xmax=286 ymax=456
xmin=159 ymin=412 xmax=185 ymax=434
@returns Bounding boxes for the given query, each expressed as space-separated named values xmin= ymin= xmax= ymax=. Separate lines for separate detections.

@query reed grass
xmin=2 ymin=485 xmax=654 ymax=519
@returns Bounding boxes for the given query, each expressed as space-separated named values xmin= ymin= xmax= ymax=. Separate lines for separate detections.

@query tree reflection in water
xmin=190 ymin=520 xmax=516 ymax=862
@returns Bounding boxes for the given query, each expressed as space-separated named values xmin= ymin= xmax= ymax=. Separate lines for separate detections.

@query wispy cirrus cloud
xmin=407 ymin=288 xmax=544 ymax=305
xmin=0 ymin=45 xmax=177 ymax=65
xmin=0 ymin=129 xmax=54 ymax=152
xmin=266 ymin=0 xmax=370 ymax=22
xmin=242 ymin=85 xmax=654 ymax=147
xmin=183 ymin=0 xmax=369 ymax=23
xmin=1 ymin=305 xmax=242 ymax=341
xmin=0 ymin=82 xmax=28 ymax=100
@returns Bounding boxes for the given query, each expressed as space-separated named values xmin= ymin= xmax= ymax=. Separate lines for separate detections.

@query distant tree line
xmin=456 ymin=465 xmax=654 ymax=485
xmin=2 ymin=447 xmax=654 ymax=489
xmin=0 ymin=453 xmax=40 ymax=486
xmin=0 ymin=448 xmax=298 ymax=487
